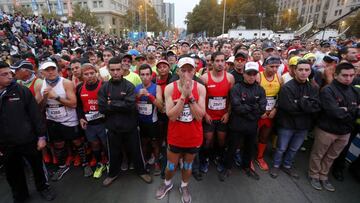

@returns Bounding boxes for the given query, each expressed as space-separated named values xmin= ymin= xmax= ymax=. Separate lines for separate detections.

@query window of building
xmin=254 ymin=33 xmax=258 ymax=36
xmin=112 ymin=17 xmax=116 ymax=25
xmin=93 ymin=1 xmax=98 ymax=8
xmin=99 ymin=1 xmax=103 ymax=7
xmin=238 ymin=33 xmax=242 ymax=36
xmin=337 ymin=0 xmax=341 ymax=6
xmin=339 ymin=9 xmax=342 ymax=15
xmin=84 ymin=2 xmax=88 ymax=8
xmin=335 ymin=10 xmax=338 ymax=16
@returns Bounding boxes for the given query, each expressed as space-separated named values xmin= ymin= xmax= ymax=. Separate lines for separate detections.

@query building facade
xmin=276 ymin=0 xmax=360 ymax=27
xmin=163 ymin=2 xmax=174 ymax=28
xmin=0 ymin=0 xmax=129 ymax=36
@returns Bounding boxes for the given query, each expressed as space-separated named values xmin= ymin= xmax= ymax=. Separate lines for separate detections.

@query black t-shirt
xmin=229 ymin=69 xmax=243 ymax=84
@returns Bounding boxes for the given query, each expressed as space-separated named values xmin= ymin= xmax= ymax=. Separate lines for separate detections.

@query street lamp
xmin=287 ymin=9 xmax=292 ymax=30
xmin=222 ymin=0 xmax=227 ymax=35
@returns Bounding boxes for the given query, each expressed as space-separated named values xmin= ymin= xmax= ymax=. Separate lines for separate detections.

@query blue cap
xmin=128 ymin=49 xmax=140 ymax=57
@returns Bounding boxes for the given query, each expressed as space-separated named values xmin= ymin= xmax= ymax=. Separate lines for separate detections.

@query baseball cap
xmin=178 ymin=57 xmax=195 ymax=68
xmin=234 ymin=52 xmax=247 ymax=59
xmin=263 ymin=56 xmax=281 ymax=66
xmin=39 ymin=61 xmax=57 ymax=70
xmin=10 ymin=60 xmax=34 ymax=71
xmin=226 ymin=56 xmax=235 ymax=64
xmin=156 ymin=60 xmax=170 ymax=68
xmin=323 ymin=55 xmax=339 ymax=63
xmin=288 ymin=56 xmax=301 ymax=66
xmin=128 ymin=49 xmax=140 ymax=57
xmin=262 ymin=41 xmax=275 ymax=51
xmin=244 ymin=62 xmax=259 ymax=73
xmin=135 ymin=54 xmax=146 ymax=60
xmin=320 ymin=41 xmax=330 ymax=48
xmin=180 ymin=41 xmax=190 ymax=46
xmin=303 ymin=53 xmax=316 ymax=60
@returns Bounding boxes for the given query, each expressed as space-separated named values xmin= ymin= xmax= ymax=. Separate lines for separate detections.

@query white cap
xmin=244 ymin=62 xmax=259 ymax=73
xmin=226 ymin=56 xmax=235 ymax=63
xmin=178 ymin=57 xmax=195 ymax=68
xmin=39 ymin=61 xmax=57 ymax=70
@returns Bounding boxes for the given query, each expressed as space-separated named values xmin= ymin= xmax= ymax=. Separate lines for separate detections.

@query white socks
xmin=181 ymin=181 xmax=188 ymax=188
xmin=164 ymin=179 xmax=172 ymax=186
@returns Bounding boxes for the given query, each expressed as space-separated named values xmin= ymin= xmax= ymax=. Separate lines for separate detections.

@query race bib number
xmin=47 ymin=104 xmax=67 ymax=119
xmin=177 ymin=104 xmax=193 ymax=123
xmin=85 ymin=111 xmax=104 ymax=121
xmin=208 ymin=97 xmax=226 ymax=110
xmin=138 ymin=103 xmax=153 ymax=116
xmin=266 ymin=97 xmax=277 ymax=111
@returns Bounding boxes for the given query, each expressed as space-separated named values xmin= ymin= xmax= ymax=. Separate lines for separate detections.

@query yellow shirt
xmin=260 ymin=72 xmax=281 ymax=111
xmin=259 ymin=72 xmax=281 ymax=97
xmin=124 ymin=72 xmax=142 ymax=87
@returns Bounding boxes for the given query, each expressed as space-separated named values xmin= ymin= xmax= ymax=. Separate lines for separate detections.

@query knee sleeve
xmin=183 ymin=161 xmax=193 ymax=170
xmin=166 ymin=161 xmax=176 ymax=171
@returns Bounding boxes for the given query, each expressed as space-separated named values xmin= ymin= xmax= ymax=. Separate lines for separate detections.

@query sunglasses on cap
xmin=235 ymin=57 xmax=247 ymax=62
xmin=264 ymin=56 xmax=281 ymax=65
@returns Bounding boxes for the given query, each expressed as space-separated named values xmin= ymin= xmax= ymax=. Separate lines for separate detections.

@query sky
xmin=165 ymin=0 xmax=200 ymax=29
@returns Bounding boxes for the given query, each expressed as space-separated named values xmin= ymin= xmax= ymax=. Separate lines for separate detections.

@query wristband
xmin=148 ymin=94 xmax=156 ymax=103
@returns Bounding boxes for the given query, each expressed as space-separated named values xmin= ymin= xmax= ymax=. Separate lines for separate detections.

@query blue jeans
xmin=273 ymin=128 xmax=307 ymax=168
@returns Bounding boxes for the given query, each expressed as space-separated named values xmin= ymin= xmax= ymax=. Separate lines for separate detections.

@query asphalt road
xmin=1 ymin=143 xmax=359 ymax=203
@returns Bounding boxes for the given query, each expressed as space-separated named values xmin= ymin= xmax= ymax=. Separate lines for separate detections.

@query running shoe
xmin=51 ymin=166 xmax=70 ymax=181
xmin=93 ymin=164 xmax=106 ymax=179
xmin=309 ymin=178 xmax=322 ymax=190
xmin=153 ymin=162 xmax=161 ymax=176
xmin=155 ymin=182 xmax=173 ymax=200
xmin=234 ymin=150 xmax=242 ymax=167
xmin=243 ymin=168 xmax=260 ymax=180
xmin=255 ymin=158 xmax=269 ymax=171
xmin=179 ymin=186 xmax=192 ymax=203
xmin=84 ymin=165 xmax=93 ymax=177
xmin=121 ymin=160 xmax=128 ymax=171
xmin=321 ymin=180 xmax=335 ymax=192
xmin=200 ymin=159 xmax=209 ymax=173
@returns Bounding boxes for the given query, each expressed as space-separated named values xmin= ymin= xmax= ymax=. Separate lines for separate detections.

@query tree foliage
xmin=124 ymin=0 xmax=166 ymax=33
xmin=185 ymin=0 xmax=278 ymax=37
xmin=276 ymin=9 xmax=302 ymax=31
xmin=69 ymin=3 xmax=101 ymax=30
xmin=14 ymin=6 xmax=32 ymax=17
xmin=344 ymin=10 xmax=360 ymax=38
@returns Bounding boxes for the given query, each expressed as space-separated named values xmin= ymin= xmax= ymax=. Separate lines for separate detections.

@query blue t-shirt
xmin=135 ymin=82 xmax=158 ymax=124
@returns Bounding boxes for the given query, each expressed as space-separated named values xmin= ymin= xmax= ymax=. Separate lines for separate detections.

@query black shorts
xmin=168 ymin=145 xmax=200 ymax=154
xmin=203 ymin=120 xmax=228 ymax=133
xmin=46 ymin=120 xmax=81 ymax=142
xmin=139 ymin=122 xmax=160 ymax=140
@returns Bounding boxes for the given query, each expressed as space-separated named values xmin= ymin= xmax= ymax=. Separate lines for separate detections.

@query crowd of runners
xmin=1 ymin=11 xmax=360 ymax=203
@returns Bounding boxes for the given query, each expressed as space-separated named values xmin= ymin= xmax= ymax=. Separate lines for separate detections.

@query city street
xmin=1 ymin=143 xmax=359 ymax=203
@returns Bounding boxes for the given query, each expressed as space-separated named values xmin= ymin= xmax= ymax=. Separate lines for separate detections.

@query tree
xmin=277 ymin=9 xmax=302 ymax=31
xmin=124 ymin=0 xmax=166 ymax=34
xmin=14 ymin=6 xmax=32 ymax=17
xmin=185 ymin=0 xmax=279 ymax=37
xmin=344 ymin=10 xmax=360 ymax=37
xmin=69 ymin=4 xmax=101 ymax=31
xmin=41 ymin=10 xmax=59 ymax=20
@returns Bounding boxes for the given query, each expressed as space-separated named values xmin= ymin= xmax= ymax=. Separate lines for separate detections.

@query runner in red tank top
xmin=156 ymin=57 xmax=206 ymax=203
xmin=76 ymin=63 xmax=107 ymax=179
xmin=200 ymin=51 xmax=235 ymax=174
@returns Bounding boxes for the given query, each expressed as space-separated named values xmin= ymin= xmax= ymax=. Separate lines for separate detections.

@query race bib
xmin=138 ymin=103 xmax=153 ymax=116
xmin=47 ymin=104 xmax=67 ymax=119
xmin=208 ymin=97 xmax=226 ymax=110
xmin=266 ymin=96 xmax=277 ymax=111
xmin=177 ymin=104 xmax=193 ymax=123
xmin=85 ymin=111 xmax=104 ymax=121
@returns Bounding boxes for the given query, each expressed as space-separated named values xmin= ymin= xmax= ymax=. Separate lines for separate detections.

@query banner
xmin=46 ymin=0 xmax=51 ymax=13
xmin=31 ymin=0 xmax=38 ymax=12
xmin=56 ymin=0 xmax=64 ymax=16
